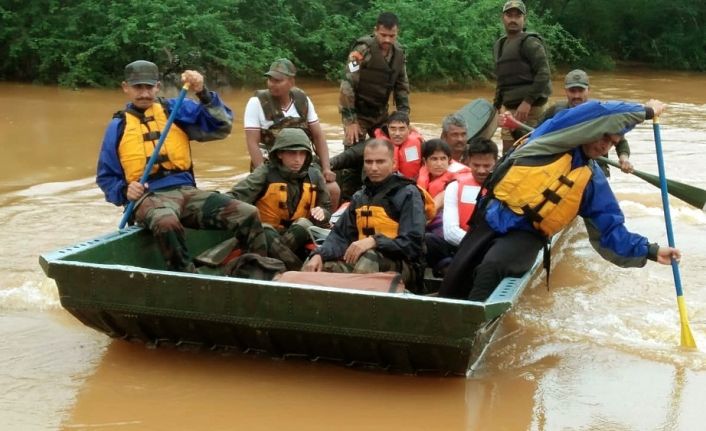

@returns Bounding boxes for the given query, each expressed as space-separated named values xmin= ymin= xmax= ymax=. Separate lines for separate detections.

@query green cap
xmin=264 ymin=58 xmax=297 ymax=80
xmin=502 ymin=0 xmax=526 ymax=14
xmin=125 ymin=60 xmax=159 ymax=86
xmin=271 ymin=128 xmax=312 ymax=153
xmin=564 ymin=69 xmax=590 ymax=89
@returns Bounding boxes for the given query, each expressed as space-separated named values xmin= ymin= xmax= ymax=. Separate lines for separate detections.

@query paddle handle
xmin=652 ymin=118 xmax=683 ymax=294
xmin=118 ymin=84 xmax=190 ymax=229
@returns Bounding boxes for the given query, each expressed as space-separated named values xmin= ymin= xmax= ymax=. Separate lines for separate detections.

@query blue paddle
xmin=653 ymin=117 xmax=696 ymax=348
xmin=118 ymin=83 xmax=190 ymax=229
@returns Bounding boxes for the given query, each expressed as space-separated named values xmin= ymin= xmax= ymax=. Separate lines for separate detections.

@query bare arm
xmin=245 ymin=129 xmax=265 ymax=168
xmin=309 ymin=122 xmax=335 ymax=181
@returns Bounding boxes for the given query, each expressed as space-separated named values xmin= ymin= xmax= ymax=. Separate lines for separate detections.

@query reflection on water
xmin=1 ymin=69 xmax=706 ymax=430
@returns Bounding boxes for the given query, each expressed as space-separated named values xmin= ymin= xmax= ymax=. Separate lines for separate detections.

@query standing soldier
xmin=338 ymin=11 xmax=411 ymax=199
xmin=493 ymin=0 xmax=552 ymax=153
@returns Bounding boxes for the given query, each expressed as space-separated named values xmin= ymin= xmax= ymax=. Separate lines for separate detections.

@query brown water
xmin=1 ymin=69 xmax=705 ymax=430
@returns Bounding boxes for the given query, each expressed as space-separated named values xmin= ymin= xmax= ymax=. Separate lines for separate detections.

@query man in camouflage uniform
xmin=97 ymin=60 xmax=269 ymax=272
xmin=493 ymin=0 xmax=552 ymax=153
xmin=230 ymin=128 xmax=332 ymax=270
xmin=244 ymin=58 xmax=340 ymax=207
xmin=302 ymin=139 xmax=427 ymax=293
xmin=338 ymin=11 xmax=411 ymax=199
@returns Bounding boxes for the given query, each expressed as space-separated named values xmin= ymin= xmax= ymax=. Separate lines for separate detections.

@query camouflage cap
xmin=271 ymin=128 xmax=312 ymax=153
xmin=264 ymin=58 xmax=297 ymax=80
xmin=564 ymin=69 xmax=590 ymax=89
xmin=502 ymin=0 xmax=526 ymax=14
xmin=124 ymin=60 xmax=159 ymax=86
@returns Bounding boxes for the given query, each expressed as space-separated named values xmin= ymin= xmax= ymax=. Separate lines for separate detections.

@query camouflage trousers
xmin=315 ymin=250 xmax=420 ymax=293
xmin=135 ymin=186 xmax=268 ymax=272
xmin=262 ymin=218 xmax=314 ymax=271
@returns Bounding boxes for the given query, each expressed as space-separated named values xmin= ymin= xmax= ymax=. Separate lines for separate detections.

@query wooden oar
xmin=500 ymin=114 xmax=706 ymax=212
xmin=118 ymin=83 xmax=190 ymax=229
xmin=652 ymin=117 xmax=697 ymax=348
xmin=597 ymin=157 xmax=706 ymax=212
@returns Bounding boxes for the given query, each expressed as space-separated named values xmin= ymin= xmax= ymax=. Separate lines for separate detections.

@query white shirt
xmin=243 ymin=95 xmax=319 ymax=130
xmin=442 ymin=180 xmax=481 ymax=246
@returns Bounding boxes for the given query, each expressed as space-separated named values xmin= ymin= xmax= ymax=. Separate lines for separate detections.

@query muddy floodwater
xmin=1 ymin=69 xmax=705 ymax=430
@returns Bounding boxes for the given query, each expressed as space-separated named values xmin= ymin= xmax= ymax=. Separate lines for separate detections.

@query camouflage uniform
xmin=96 ymin=61 xmax=270 ymax=273
xmin=230 ymin=128 xmax=331 ymax=270
xmin=493 ymin=31 xmax=552 ymax=151
xmin=321 ymin=250 xmax=415 ymax=283
xmin=338 ymin=36 xmax=410 ymax=199
xmin=135 ymin=187 xmax=268 ymax=272
xmin=310 ymin=174 xmax=427 ymax=293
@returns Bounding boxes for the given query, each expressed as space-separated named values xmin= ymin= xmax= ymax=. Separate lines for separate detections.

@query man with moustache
xmin=337 ymin=12 xmax=411 ymax=199
xmin=493 ymin=0 xmax=552 ymax=153
xmin=439 ymin=99 xmax=681 ymax=301
xmin=440 ymin=113 xmax=469 ymax=163
xmin=303 ymin=139 xmax=427 ymax=292
xmin=96 ymin=60 xmax=269 ymax=273
xmin=539 ymin=69 xmax=633 ymax=176
xmin=244 ymin=58 xmax=339 ymax=206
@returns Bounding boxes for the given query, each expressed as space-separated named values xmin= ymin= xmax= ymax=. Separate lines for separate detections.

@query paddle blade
xmin=598 ymin=157 xmax=706 ymax=212
xmin=677 ymin=296 xmax=698 ymax=348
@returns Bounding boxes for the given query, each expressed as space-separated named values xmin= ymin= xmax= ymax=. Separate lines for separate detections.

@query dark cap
xmin=503 ymin=0 xmax=526 ymax=14
xmin=124 ymin=60 xmax=159 ymax=86
xmin=264 ymin=58 xmax=296 ymax=80
xmin=564 ymin=69 xmax=590 ymax=89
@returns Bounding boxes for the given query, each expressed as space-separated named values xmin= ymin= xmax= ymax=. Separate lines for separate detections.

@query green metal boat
xmin=39 ymin=226 xmax=548 ymax=376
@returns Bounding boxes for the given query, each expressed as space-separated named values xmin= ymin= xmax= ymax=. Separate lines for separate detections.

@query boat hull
xmin=40 ymin=226 xmax=544 ymax=375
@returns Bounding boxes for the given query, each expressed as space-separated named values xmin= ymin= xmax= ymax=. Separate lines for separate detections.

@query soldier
xmin=493 ymin=0 xmax=552 ymax=153
xmin=96 ymin=60 xmax=269 ymax=272
xmin=244 ymin=58 xmax=340 ymax=206
xmin=337 ymin=12 xmax=411 ymax=199
xmin=539 ymin=69 xmax=633 ymax=176
xmin=302 ymin=139 xmax=427 ymax=292
xmin=230 ymin=128 xmax=331 ymax=270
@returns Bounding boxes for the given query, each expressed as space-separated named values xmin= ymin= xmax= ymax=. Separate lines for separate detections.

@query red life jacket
xmin=417 ymin=160 xmax=471 ymax=197
xmin=455 ymin=172 xmax=482 ymax=231
xmin=373 ymin=128 xmax=424 ymax=179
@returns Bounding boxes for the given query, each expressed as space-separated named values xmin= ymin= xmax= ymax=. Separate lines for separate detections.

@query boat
xmin=39 ymin=225 xmax=553 ymax=376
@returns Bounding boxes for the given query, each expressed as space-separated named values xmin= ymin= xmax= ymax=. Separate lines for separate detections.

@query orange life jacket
xmin=416 ymin=160 xmax=471 ymax=197
xmin=454 ymin=172 xmax=482 ymax=231
xmin=255 ymin=169 xmax=318 ymax=230
xmin=118 ymin=101 xmax=191 ymax=183
xmin=373 ymin=128 xmax=424 ymax=179
xmin=492 ymin=153 xmax=593 ymax=236
xmin=355 ymin=176 xmax=436 ymax=240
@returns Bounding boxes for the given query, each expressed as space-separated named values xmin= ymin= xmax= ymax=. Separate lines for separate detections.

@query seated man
xmin=440 ymin=99 xmax=680 ymax=301
xmin=331 ymin=111 xmax=424 ymax=184
xmin=303 ymin=139 xmax=427 ymax=292
xmin=230 ymin=128 xmax=332 ymax=269
xmin=440 ymin=113 xmax=468 ymax=162
xmin=425 ymin=138 xmax=499 ymax=276
xmin=244 ymin=58 xmax=340 ymax=207
xmin=96 ymin=60 xmax=268 ymax=272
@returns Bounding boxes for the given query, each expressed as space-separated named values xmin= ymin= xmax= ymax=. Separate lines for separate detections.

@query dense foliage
xmin=1 ymin=0 xmax=703 ymax=88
